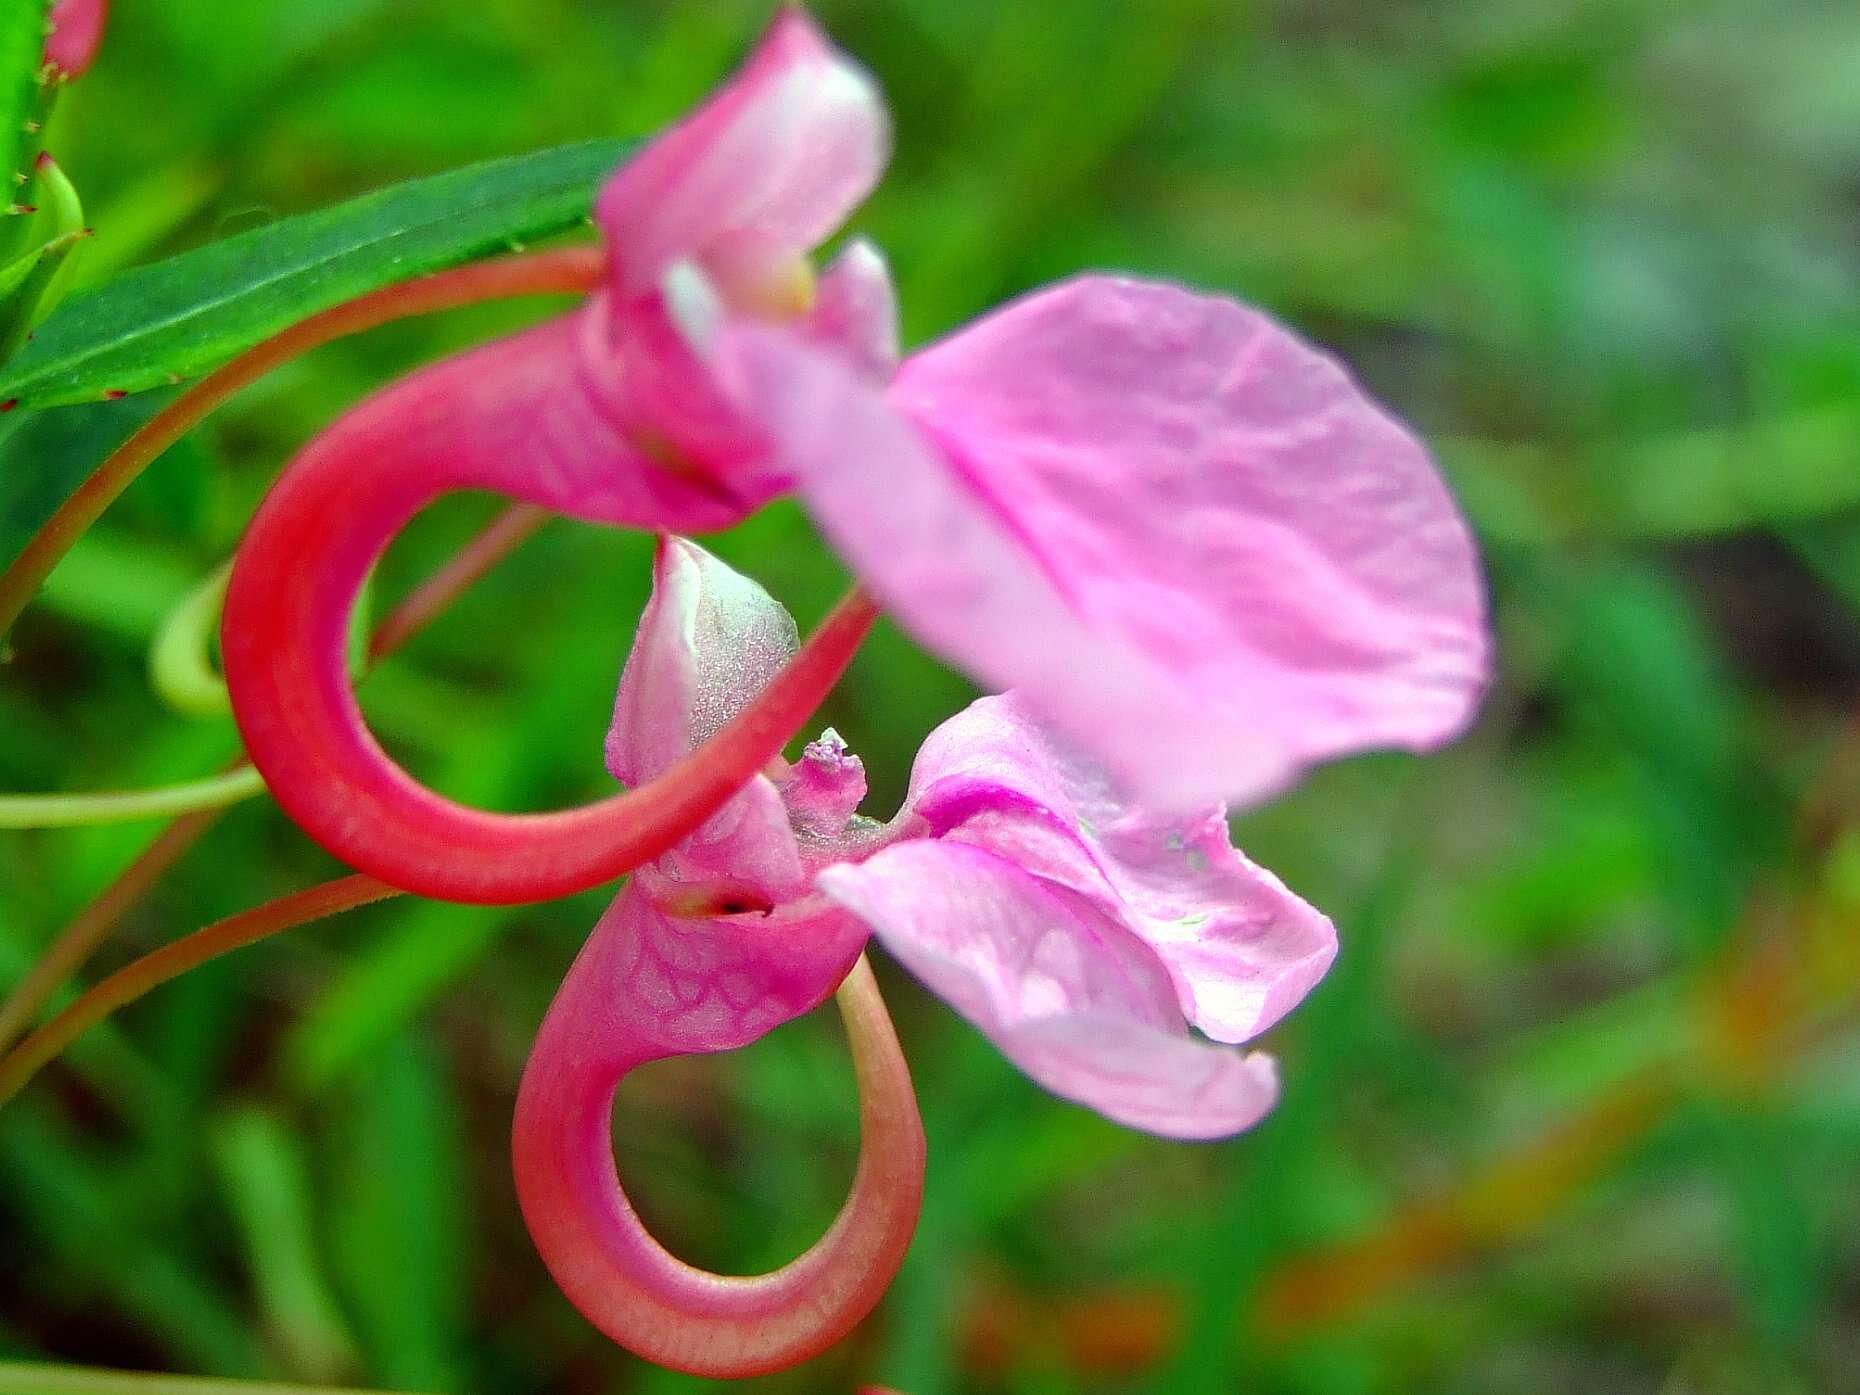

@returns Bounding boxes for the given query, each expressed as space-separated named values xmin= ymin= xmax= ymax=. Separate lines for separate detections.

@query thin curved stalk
xmin=365 ymin=502 xmax=548 ymax=660
xmin=514 ymin=954 xmax=925 ymax=1378
xmin=0 ymin=809 xmax=222 ymax=1051
xmin=0 ymin=244 xmax=605 ymax=640
xmin=148 ymin=560 xmax=233 ymax=716
xmin=0 ymin=501 xmax=549 ymax=1050
xmin=0 ymin=765 xmax=264 ymax=828
xmin=0 ymin=875 xmax=399 ymax=1107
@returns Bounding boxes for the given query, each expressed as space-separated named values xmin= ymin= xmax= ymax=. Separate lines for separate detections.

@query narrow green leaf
xmin=327 ymin=1033 xmax=468 ymax=1394
xmin=210 ymin=1107 xmax=361 ymax=1383
xmin=0 ymin=137 xmax=626 ymax=409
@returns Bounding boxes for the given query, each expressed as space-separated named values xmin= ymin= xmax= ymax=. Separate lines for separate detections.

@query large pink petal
xmin=819 ymin=841 xmax=1280 ymax=1139
xmin=595 ymin=8 xmax=888 ymax=300
xmin=727 ymin=277 xmax=1489 ymax=809
xmin=907 ymin=694 xmax=1335 ymax=1044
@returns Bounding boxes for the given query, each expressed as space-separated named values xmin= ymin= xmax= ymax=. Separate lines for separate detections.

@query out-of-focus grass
xmin=3 ymin=1 xmax=1859 ymax=1392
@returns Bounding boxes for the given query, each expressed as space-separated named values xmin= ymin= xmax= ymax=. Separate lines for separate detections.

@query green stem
xmin=149 ymin=560 xmax=233 ymax=716
xmin=0 ymin=1363 xmax=432 ymax=1395
xmin=0 ymin=765 xmax=265 ymax=828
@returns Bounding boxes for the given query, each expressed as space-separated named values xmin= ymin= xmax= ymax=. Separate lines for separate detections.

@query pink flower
xmin=515 ymin=534 xmax=1335 ymax=1365
xmin=588 ymin=537 xmax=1332 ymax=1135
xmin=225 ymin=3 xmax=1487 ymax=897
xmin=45 ymin=0 xmax=109 ymax=77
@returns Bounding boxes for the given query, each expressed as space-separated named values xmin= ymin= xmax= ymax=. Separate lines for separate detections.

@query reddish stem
xmin=0 ymin=808 xmax=219 ymax=1052
xmin=364 ymin=502 xmax=549 ymax=661
xmin=0 ymin=874 xmax=397 ymax=1106
xmin=514 ymin=953 xmax=924 ymax=1378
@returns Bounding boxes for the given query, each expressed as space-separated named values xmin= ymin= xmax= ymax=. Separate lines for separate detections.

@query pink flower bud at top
xmin=45 ymin=0 xmax=109 ymax=78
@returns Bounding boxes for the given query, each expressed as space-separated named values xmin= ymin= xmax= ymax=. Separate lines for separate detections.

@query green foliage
xmin=0 ymin=2 xmax=53 ymax=257
xmin=0 ymin=138 xmax=625 ymax=408
xmin=4 ymin=1 xmax=1860 ymax=1394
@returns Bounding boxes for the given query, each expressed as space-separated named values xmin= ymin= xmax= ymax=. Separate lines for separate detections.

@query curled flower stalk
xmin=220 ymin=368 xmax=880 ymax=902
xmin=514 ymin=953 xmax=923 ymax=1378
xmin=0 ymin=501 xmax=551 ymax=1051
xmin=495 ymin=527 xmax=1354 ymax=1367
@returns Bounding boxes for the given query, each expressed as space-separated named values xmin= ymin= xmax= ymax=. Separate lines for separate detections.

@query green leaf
xmin=210 ymin=1107 xmax=360 ymax=1382
xmin=328 ymin=1033 xmax=468 ymax=1393
xmin=0 ymin=136 xmax=626 ymax=409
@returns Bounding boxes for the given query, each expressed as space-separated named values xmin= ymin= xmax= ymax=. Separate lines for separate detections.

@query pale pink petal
xmin=819 ymin=841 xmax=1281 ymax=1139
xmin=802 ymin=239 xmax=900 ymax=381
xmin=907 ymin=694 xmax=1336 ymax=1044
xmin=587 ymin=240 xmax=897 ymax=504
xmin=607 ymin=536 xmax=799 ymax=786
xmin=46 ymin=0 xmax=108 ymax=77
xmin=596 ymin=8 xmax=888 ymax=300
xmin=584 ymin=880 xmax=867 ymax=1057
xmin=726 ymin=276 xmax=1489 ymax=810
xmin=606 ymin=537 xmax=809 ymax=902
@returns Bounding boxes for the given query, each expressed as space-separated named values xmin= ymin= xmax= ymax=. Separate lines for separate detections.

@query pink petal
xmin=726 ymin=276 xmax=1489 ymax=809
xmin=606 ymin=538 xmax=809 ymax=903
xmin=354 ymin=308 xmax=758 ymax=533
xmin=819 ymin=841 xmax=1281 ymax=1139
xmin=45 ymin=0 xmax=108 ymax=77
xmin=581 ymin=879 xmax=867 ymax=1059
xmin=802 ymin=239 xmax=900 ymax=381
xmin=608 ymin=536 xmax=800 ymax=785
xmin=586 ymin=239 xmax=899 ymax=507
xmin=595 ymin=292 xmax=789 ymax=505
xmin=780 ymin=730 xmax=869 ymax=840
xmin=907 ymin=694 xmax=1336 ymax=1044
xmin=595 ymin=8 xmax=888 ymax=301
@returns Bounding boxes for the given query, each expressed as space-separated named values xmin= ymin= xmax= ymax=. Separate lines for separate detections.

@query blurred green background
xmin=4 ymin=0 xmax=1860 ymax=1391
